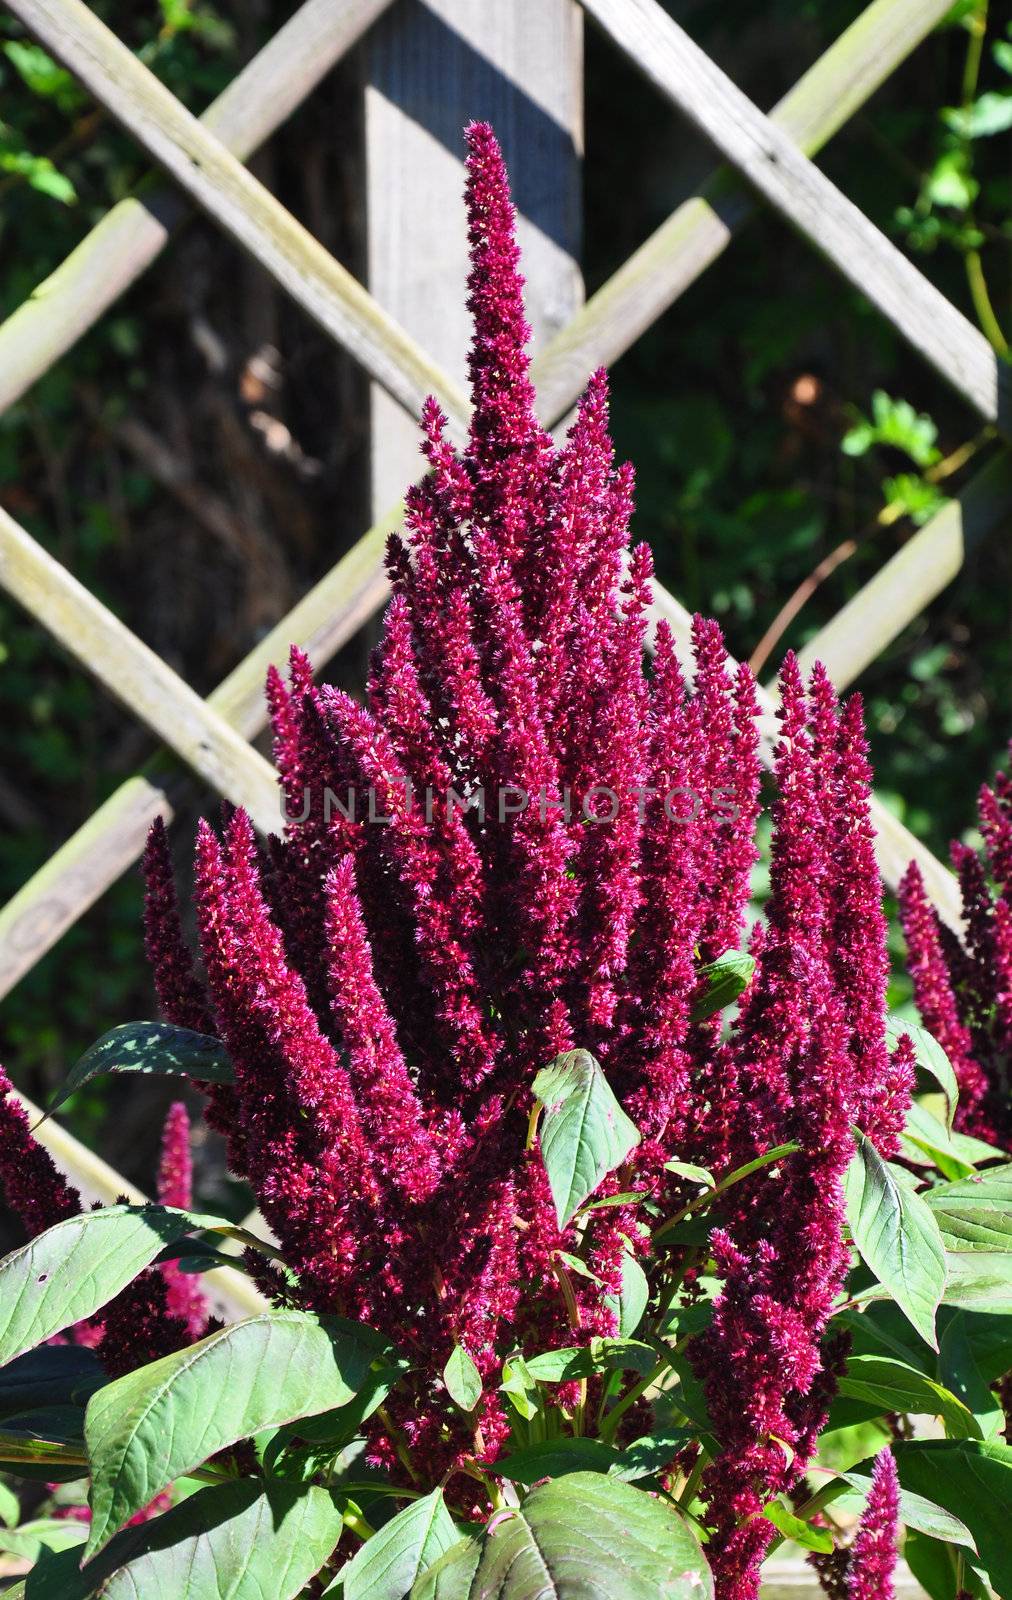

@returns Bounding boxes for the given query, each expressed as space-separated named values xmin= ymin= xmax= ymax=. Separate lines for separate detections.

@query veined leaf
xmin=0 ymin=1207 xmax=199 ymax=1364
xmin=85 ymin=1310 xmax=389 ymax=1557
xmin=523 ymin=1339 xmax=655 ymax=1383
xmin=664 ymin=1160 xmax=714 ymax=1189
xmin=343 ymin=1488 xmax=459 ymax=1600
xmin=926 ymin=1164 xmax=1012 ymax=1251
xmin=497 ymin=1437 xmax=622 ymax=1484
xmin=532 ymin=1051 xmax=641 ymax=1228
xmin=762 ymin=1501 xmax=833 ymax=1554
xmin=690 ymin=951 xmax=754 ymax=1024
xmin=49 ymin=1021 xmax=234 ymax=1115
xmin=838 ymin=1354 xmax=978 ymax=1439
xmin=884 ymin=1016 xmax=958 ymax=1129
xmin=101 ymin=1480 xmax=344 ymax=1600
xmin=443 ymin=1345 xmax=482 ymax=1413
xmin=834 ymin=1465 xmax=976 ymax=1550
xmin=603 ymin=1249 xmax=649 ymax=1338
xmin=844 ymin=1130 xmax=946 ymax=1349
xmin=408 ymin=1538 xmax=481 ymax=1600
xmin=0 ymin=1518 xmax=86 ymax=1561
xmin=900 ymin=1100 xmax=975 ymax=1180
xmin=413 ymin=1473 xmax=713 ymax=1600
xmin=939 ymin=1312 xmax=1004 ymax=1441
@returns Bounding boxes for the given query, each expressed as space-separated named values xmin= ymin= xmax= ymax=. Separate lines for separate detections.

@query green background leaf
xmin=532 ymin=1051 xmax=640 ymax=1228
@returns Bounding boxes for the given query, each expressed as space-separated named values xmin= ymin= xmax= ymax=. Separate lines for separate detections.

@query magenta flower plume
xmin=846 ymin=1448 xmax=900 ymax=1600
xmin=0 ymin=1069 xmax=81 ymax=1237
xmin=157 ymin=1101 xmax=210 ymax=1339
xmin=136 ymin=125 xmax=910 ymax=1582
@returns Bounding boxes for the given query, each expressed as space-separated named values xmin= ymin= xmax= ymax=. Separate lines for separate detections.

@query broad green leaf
xmin=500 ymin=1356 xmax=541 ymax=1423
xmin=85 ymin=1310 xmax=389 ymax=1557
xmin=0 ymin=1346 xmax=104 ymax=1419
xmin=885 ymin=1016 xmax=958 ymax=1129
xmin=50 ymin=1021 xmax=234 ymax=1115
xmin=905 ymin=1528 xmax=992 ymax=1600
xmin=408 ymin=1538 xmax=481 ymax=1600
xmin=263 ymin=1364 xmax=408 ymax=1478
xmin=844 ymin=1130 xmax=946 ymax=1349
xmin=876 ymin=1440 xmax=1012 ymax=1592
xmin=603 ymin=1249 xmax=649 ymax=1337
xmin=343 ymin=1488 xmax=459 ymax=1600
xmin=664 ymin=1160 xmax=714 ymax=1188
xmin=443 ymin=1346 xmax=482 ymax=1413
xmin=497 ymin=1438 xmax=623 ymax=1484
xmin=0 ymin=1479 xmax=19 ymax=1528
xmin=939 ymin=1312 xmax=1004 ymax=1441
xmin=926 ymin=1164 xmax=1012 ymax=1251
xmin=0 ymin=1518 xmax=86 ymax=1561
xmin=0 ymin=1207 xmax=197 ymax=1364
xmin=689 ymin=951 xmax=754 ymax=1023
xmin=838 ymin=1354 xmax=978 ymax=1438
xmin=101 ymin=1481 xmax=344 ymax=1600
xmin=612 ymin=1430 xmax=696 ymax=1482
xmin=762 ymin=1501 xmax=833 ymax=1553
xmin=834 ymin=1466 xmax=976 ymax=1550
xmin=532 ymin=1051 xmax=641 ymax=1227
xmin=900 ymin=1101 xmax=975 ymax=1180
xmin=941 ymin=1253 xmax=1012 ymax=1313
xmin=444 ymin=1473 xmax=713 ymax=1600
xmin=524 ymin=1339 xmax=655 ymax=1383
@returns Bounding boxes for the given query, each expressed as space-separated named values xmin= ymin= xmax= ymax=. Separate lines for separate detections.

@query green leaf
xmin=85 ymin=1310 xmax=389 ymax=1557
xmin=428 ymin=1473 xmax=713 ymax=1600
xmin=904 ymin=1528 xmax=992 ymax=1600
xmin=834 ymin=1466 xmax=976 ymax=1549
xmin=0 ymin=1479 xmax=19 ymax=1528
xmin=885 ymin=1016 xmax=958 ymax=1128
xmin=343 ymin=1488 xmax=459 ymax=1600
xmin=603 ymin=1249 xmax=649 ymax=1337
xmin=0 ymin=1207 xmax=198 ymax=1364
xmin=578 ymin=1191 xmax=648 ymax=1211
xmin=0 ymin=1346 xmax=104 ymax=1419
xmin=498 ymin=1438 xmax=622 ymax=1484
xmin=943 ymin=92 xmax=1012 ymax=138
xmin=881 ymin=1440 xmax=1012 ymax=1592
xmin=927 ymin=1164 xmax=1012 ymax=1251
xmin=900 ymin=1101 xmax=975 ymax=1181
xmin=523 ymin=1339 xmax=655 ymax=1383
xmin=612 ymin=1430 xmax=697 ymax=1482
xmin=408 ymin=1538 xmax=481 ymax=1600
xmin=844 ymin=1130 xmax=946 ymax=1349
xmin=49 ymin=1021 xmax=234 ymax=1115
xmin=0 ymin=1518 xmax=86 ymax=1561
xmin=443 ymin=1346 xmax=482 ymax=1413
xmin=939 ymin=1312 xmax=1004 ymax=1441
xmin=101 ymin=1480 xmax=344 ymax=1600
xmin=838 ymin=1354 xmax=978 ymax=1439
xmin=500 ymin=1356 xmax=541 ymax=1423
xmin=664 ymin=1161 xmax=715 ymax=1189
xmin=532 ymin=1051 xmax=641 ymax=1228
xmin=689 ymin=951 xmax=754 ymax=1023
xmin=762 ymin=1501 xmax=833 ymax=1554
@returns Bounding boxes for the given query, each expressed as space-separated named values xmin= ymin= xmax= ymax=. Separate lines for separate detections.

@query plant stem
xmin=653 ymin=1143 xmax=800 ymax=1246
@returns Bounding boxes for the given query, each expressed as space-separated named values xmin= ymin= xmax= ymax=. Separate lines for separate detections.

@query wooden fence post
xmin=364 ymin=0 xmax=584 ymax=515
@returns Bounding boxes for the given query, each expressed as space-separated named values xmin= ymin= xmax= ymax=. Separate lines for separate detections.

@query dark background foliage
xmin=0 ymin=0 xmax=1008 ymax=1191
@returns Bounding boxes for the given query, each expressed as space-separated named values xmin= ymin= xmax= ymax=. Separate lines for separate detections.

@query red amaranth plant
xmin=899 ymin=745 xmax=1012 ymax=1150
xmin=2 ymin=124 xmax=1008 ymax=1600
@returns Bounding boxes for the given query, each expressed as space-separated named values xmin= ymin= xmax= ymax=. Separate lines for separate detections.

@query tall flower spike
xmin=157 ymin=1101 xmax=210 ymax=1339
xmin=846 ymin=1449 xmax=900 ymax=1600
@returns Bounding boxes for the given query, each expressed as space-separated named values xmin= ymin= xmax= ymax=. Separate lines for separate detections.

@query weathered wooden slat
xmin=11 ymin=1091 xmax=268 ymax=1321
xmin=579 ymin=0 xmax=1009 ymax=432
xmin=0 ymin=0 xmax=396 ymax=416
xmin=533 ymin=0 xmax=954 ymax=420
xmin=0 ymin=507 xmax=279 ymax=829
xmin=364 ymin=0 xmax=583 ymax=514
xmin=5 ymin=0 xmax=470 ymax=434
xmin=795 ymin=449 xmax=1012 ymax=688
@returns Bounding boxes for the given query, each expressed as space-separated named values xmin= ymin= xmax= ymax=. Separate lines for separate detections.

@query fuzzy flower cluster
xmin=899 ymin=745 xmax=1012 ymax=1150
xmin=110 ymin=126 xmax=904 ymax=1598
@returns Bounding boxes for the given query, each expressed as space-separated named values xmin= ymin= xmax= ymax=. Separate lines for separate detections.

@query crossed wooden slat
xmin=2 ymin=0 xmax=1009 ymax=1009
